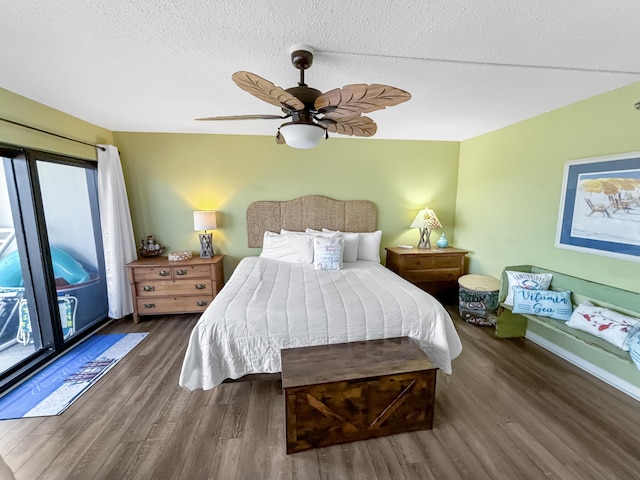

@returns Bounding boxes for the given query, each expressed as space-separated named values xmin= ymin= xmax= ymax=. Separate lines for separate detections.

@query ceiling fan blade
xmin=315 ymin=84 xmax=411 ymax=119
xmin=195 ymin=114 xmax=288 ymax=121
xmin=232 ymin=71 xmax=305 ymax=111
xmin=319 ymin=115 xmax=377 ymax=137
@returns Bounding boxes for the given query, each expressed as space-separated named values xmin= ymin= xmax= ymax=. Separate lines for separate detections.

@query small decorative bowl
xmin=168 ymin=251 xmax=192 ymax=261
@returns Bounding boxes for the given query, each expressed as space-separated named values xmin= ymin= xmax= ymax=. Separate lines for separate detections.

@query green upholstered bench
xmin=495 ymin=265 xmax=640 ymax=396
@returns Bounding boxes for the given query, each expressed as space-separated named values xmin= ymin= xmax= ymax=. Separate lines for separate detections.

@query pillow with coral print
xmin=566 ymin=302 xmax=640 ymax=350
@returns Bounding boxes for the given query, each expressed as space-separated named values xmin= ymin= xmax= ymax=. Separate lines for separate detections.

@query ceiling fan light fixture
xmin=279 ymin=122 xmax=326 ymax=149
xmin=197 ymin=45 xmax=411 ymax=146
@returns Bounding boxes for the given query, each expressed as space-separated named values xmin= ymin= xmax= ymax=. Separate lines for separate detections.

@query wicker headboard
xmin=247 ymin=195 xmax=377 ymax=247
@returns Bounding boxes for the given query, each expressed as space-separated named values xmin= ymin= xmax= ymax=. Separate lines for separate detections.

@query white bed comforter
xmin=179 ymin=257 xmax=462 ymax=391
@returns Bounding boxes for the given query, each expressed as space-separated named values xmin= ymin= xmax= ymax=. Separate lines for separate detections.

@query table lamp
xmin=193 ymin=210 xmax=217 ymax=258
xmin=410 ymin=208 xmax=442 ymax=249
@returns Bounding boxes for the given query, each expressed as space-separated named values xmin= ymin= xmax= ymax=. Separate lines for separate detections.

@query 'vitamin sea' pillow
xmin=511 ymin=286 xmax=572 ymax=321
xmin=503 ymin=271 xmax=553 ymax=306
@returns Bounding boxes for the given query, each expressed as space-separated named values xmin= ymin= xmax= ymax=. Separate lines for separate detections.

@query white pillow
xmin=356 ymin=230 xmax=382 ymax=262
xmin=260 ymin=231 xmax=314 ymax=263
xmin=566 ymin=302 xmax=639 ymax=351
xmin=320 ymin=229 xmax=360 ymax=262
xmin=313 ymin=235 xmax=345 ymax=270
xmin=503 ymin=271 xmax=553 ymax=306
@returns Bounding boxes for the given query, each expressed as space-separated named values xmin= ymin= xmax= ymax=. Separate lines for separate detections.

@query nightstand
xmin=385 ymin=247 xmax=468 ymax=303
xmin=126 ymin=255 xmax=224 ymax=323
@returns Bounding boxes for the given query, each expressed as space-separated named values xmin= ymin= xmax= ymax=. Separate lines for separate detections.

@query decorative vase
xmin=436 ymin=233 xmax=449 ymax=248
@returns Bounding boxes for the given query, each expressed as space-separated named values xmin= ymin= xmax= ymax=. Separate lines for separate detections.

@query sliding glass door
xmin=37 ymin=160 xmax=108 ymax=341
xmin=0 ymin=146 xmax=108 ymax=391
xmin=0 ymin=159 xmax=42 ymax=375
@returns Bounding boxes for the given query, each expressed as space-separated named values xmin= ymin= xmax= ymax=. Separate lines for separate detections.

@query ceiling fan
xmin=196 ymin=45 xmax=412 ymax=149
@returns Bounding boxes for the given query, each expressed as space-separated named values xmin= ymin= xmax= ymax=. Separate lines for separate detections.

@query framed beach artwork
xmin=556 ymin=151 xmax=640 ymax=262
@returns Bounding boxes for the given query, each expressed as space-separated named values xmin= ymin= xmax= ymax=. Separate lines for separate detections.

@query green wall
xmin=457 ymin=82 xmax=640 ymax=294
xmin=0 ymin=87 xmax=113 ymax=159
xmin=113 ymin=132 xmax=460 ymax=277
xmin=3 ymin=81 xmax=638 ymax=294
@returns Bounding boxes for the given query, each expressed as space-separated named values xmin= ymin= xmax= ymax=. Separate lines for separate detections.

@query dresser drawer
xmin=135 ymin=279 xmax=213 ymax=297
xmin=136 ymin=295 xmax=213 ymax=315
xmin=432 ymin=256 xmax=463 ymax=269
xmin=399 ymin=256 xmax=435 ymax=270
xmin=400 ymin=268 xmax=463 ymax=284
xmin=133 ymin=266 xmax=173 ymax=281
xmin=133 ymin=264 xmax=211 ymax=282
xmin=172 ymin=264 xmax=212 ymax=279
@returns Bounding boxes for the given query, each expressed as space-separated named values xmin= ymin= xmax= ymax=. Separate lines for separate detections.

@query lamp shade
xmin=410 ymin=208 xmax=442 ymax=229
xmin=193 ymin=210 xmax=217 ymax=231
xmin=279 ymin=122 xmax=325 ymax=149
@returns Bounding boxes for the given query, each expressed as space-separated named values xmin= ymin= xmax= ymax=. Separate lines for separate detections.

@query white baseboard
xmin=525 ymin=331 xmax=640 ymax=402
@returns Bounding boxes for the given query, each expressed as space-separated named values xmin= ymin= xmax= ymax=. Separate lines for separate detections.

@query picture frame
xmin=556 ymin=151 xmax=640 ymax=262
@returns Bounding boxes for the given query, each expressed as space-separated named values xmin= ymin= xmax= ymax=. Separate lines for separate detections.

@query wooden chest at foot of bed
xmin=281 ymin=337 xmax=437 ymax=454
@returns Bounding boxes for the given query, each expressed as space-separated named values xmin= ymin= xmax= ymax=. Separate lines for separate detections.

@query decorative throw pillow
xmin=313 ymin=235 xmax=345 ymax=270
xmin=260 ymin=231 xmax=314 ymax=264
xmin=511 ymin=287 xmax=573 ymax=321
xmin=566 ymin=302 xmax=640 ymax=351
xmin=503 ymin=271 xmax=553 ymax=306
xmin=320 ymin=229 xmax=360 ymax=262
xmin=624 ymin=324 xmax=640 ymax=371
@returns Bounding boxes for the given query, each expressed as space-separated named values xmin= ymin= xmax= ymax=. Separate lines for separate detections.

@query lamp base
xmin=199 ymin=233 xmax=214 ymax=258
xmin=417 ymin=228 xmax=432 ymax=249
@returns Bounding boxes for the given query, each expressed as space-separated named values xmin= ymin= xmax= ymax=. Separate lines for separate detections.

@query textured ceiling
xmin=1 ymin=0 xmax=640 ymax=142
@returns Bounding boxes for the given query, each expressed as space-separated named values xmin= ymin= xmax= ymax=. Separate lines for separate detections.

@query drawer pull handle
xmin=197 ymin=300 xmax=208 ymax=307
xmin=176 ymin=269 xmax=188 ymax=276
xmin=159 ymin=270 xmax=170 ymax=277
xmin=143 ymin=303 xmax=156 ymax=309
xmin=143 ymin=285 xmax=155 ymax=292
xmin=195 ymin=283 xmax=206 ymax=290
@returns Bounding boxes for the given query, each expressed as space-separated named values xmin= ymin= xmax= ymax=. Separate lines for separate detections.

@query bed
xmin=179 ymin=196 xmax=462 ymax=391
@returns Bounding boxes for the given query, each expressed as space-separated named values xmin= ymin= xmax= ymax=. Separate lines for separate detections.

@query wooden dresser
xmin=385 ymin=246 xmax=468 ymax=302
xmin=126 ymin=255 xmax=224 ymax=323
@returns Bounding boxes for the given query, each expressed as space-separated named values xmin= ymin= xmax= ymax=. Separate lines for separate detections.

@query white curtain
xmin=97 ymin=145 xmax=137 ymax=319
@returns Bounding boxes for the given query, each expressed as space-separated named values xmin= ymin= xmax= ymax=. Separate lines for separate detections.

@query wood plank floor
xmin=1 ymin=307 xmax=639 ymax=480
